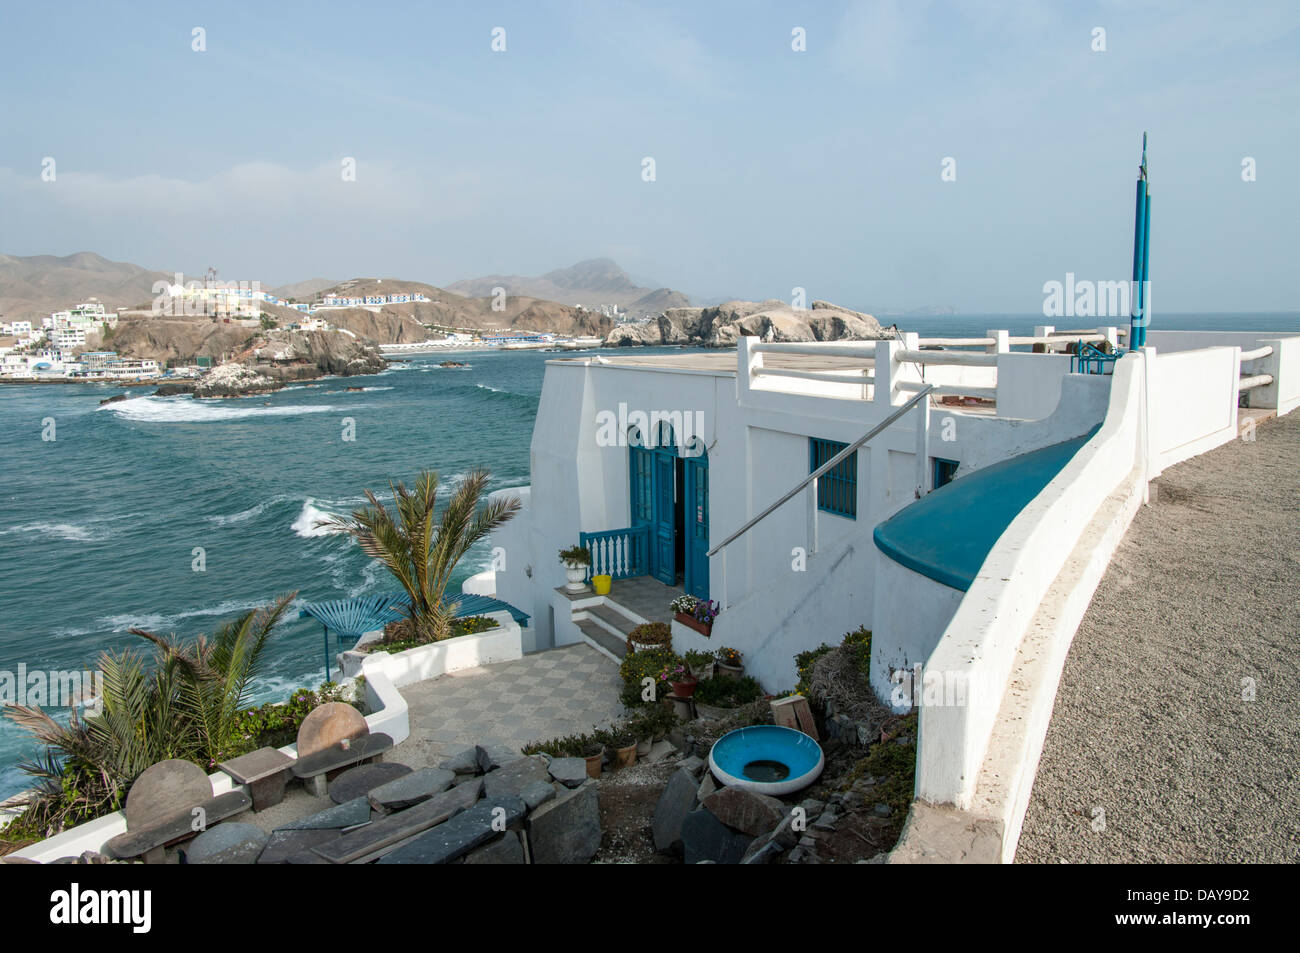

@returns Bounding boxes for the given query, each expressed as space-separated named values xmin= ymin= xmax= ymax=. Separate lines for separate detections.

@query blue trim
xmin=873 ymin=432 xmax=1096 ymax=591
xmin=809 ymin=438 xmax=857 ymax=519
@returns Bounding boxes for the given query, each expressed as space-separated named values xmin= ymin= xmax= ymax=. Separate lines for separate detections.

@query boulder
xmin=519 ymin=779 xmax=558 ymax=811
xmin=482 ymin=756 xmax=549 ymax=800
xmin=547 ymin=757 xmax=588 ymax=788
xmin=476 ymin=744 xmax=524 ymax=773
xmin=438 ymin=746 xmax=480 ymax=775
xmin=651 ymin=767 xmax=699 ymax=854
xmin=462 ymin=831 xmax=526 ymax=865
xmin=702 ymin=786 xmax=786 ymax=837
xmin=681 ymin=808 xmax=754 ymax=864
xmin=526 ymin=782 xmax=601 ymax=864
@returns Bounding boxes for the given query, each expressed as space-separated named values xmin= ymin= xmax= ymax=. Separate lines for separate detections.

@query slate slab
xmin=520 ymin=779 xmax=557 ymax=811
xmin=461 ymin=831 xmax=526 ymax=865
xmin=682 ymin=808 xmax=754 ymax=865
xmin=651 ymin=767 xmax=699 ymax=854
xmin=377 ymin=796 xmax=527 ymax=864
xmin=526 ymin=781 xmax=601 ymax=865
xmin=547 ymin=757 xmax=588 ymax=788
xmin=313 ymin=778 xmax=483 ymax=864
xmin=476 ymin=744 xmax=524 ymax=773
xmin=186 ymin=822 xmax=269 ymax=865
xmin=645 ymin=740 xmax=677 ymax=763
xmin=702 ymin=786 xmax=786 ymax=837
xmin=257 ymin=829 xmax=342 ymax=864
xmin=482 ymin=756 xmax=549 ymax=800
xmin=328 ymin=762 xmax=412 ymax=804
xmin=438 ymin=746 xmax=480 ymax=775
xmin=368 ymin=768 xmax=455 ymax=812
xmin=275 ymin=796 xmax=372 ymax=831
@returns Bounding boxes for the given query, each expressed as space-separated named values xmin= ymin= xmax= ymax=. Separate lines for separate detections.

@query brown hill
xmin=0 ymin=251 xmax=171 ymax=320
xmin=447 ymin=258 xmax=689 ymax=317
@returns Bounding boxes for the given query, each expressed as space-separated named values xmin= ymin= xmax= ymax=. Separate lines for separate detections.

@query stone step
xmin=574 ymin=618 xmax=627 ymax=662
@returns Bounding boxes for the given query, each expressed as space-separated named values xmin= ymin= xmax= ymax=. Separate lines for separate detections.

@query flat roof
xmin=548 ymin=350 xmax=876 ymax=375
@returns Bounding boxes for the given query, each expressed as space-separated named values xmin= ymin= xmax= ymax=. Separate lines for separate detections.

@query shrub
xmin=627 ymin=621 xmax=671 ymax=648
xmin=372 ymin=615 xmax=498 ymax=653
xmin=618 ymin=647 xmax=680 ymax=707
xmin=794 ymin=643 xmax=834 ymax=697
xmin=694 ymin=674 xmax=763 ymax=708
xmin=558 ymin=545 xmax=591 ymax=566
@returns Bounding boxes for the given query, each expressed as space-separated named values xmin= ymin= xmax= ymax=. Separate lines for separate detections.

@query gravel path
xmin=1017 ymin=410 xmax=1300 ymax=863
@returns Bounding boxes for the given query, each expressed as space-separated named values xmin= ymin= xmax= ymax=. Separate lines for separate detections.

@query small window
xmin=809 ymin=438 xmax=857 ymax=519
xmin=933 ymin=458 xmax=959 ymax=490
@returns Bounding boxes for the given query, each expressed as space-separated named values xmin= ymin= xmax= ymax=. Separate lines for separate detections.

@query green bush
xmin=618 ymin=647 xmax=681 ymax=707
xmin=694 ymin=674 xmax=763 ymax=708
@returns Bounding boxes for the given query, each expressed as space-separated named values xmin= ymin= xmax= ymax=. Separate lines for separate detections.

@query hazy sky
xmin=1 ymin=1 xmax=1297 ymax=312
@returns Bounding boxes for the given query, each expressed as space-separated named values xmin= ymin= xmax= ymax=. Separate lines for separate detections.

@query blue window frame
xmin=809 ymin=438 xmax=857 ymax=519
xmin=933 ymin=457 xmax=959 ymax=490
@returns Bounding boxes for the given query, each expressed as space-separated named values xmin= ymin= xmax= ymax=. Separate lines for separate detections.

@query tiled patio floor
xmin=396 ymin=644 xmax=627 ymax=768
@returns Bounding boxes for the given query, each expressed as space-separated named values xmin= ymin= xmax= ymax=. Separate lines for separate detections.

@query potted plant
xmin=671 ymin=594 xmax=720 ymax=636
xmin=715 ymin=646 xmax=743 ymax=677
xmin=626 ymin=621 xmax=671 ymax=654
xmin=693 ymin=674 xmax=763 ymax=720
xmin=602 ymin=725 xmax=638 ymax=768
xmin=567 ymin=733 xmax=604 ymax=778
xmin=659 ymin=661 xmax=698 ymax=699
xmin=684 ymin=648 xmax=715 ymax=680
xmin=558 ymin=545 xmax=591 ymax=592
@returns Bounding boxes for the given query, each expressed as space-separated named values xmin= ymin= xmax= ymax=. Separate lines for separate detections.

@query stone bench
xmin=217 ymin=747 xmax=295 ymax=811
xmin=102 ymin=760 xmax=252 ymax=864
xmin=290 ymin=701 xmax=391 ymax=797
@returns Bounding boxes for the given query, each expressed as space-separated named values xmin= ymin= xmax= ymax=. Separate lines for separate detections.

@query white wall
xmin=1146 ymin=346 xmax=1238 ymax=475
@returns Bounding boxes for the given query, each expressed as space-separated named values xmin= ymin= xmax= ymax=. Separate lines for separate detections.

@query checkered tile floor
xmin=396 ymin=644 xmax=627 ymax=767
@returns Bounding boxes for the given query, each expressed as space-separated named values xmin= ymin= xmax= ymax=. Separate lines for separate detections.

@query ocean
xmin=2 ymin=313 xmax=1298 ymax=798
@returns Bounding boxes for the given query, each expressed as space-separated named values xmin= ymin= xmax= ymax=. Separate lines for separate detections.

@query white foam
xmin=3 ymin=522 xmax=104 ymax=543
xmin=101 ymin=396 xmax=348 ymax=423
xmin=292 ymin=499 xmax=347 ymax=538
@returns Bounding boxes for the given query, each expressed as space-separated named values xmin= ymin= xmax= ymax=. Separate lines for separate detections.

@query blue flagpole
xmin=1130 ymin=134 xmax=1150 ymax=349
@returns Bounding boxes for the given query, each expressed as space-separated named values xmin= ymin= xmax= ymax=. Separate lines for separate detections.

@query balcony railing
xmin=580 ymin=525 xmax=651 ymax=581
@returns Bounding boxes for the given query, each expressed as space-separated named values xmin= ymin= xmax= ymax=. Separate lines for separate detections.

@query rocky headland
xmin=604 ymin=299 xmax=891 ymax=348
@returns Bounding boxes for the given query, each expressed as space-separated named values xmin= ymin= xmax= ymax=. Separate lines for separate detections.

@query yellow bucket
xmin=592 ymin=574 xmax=612 ymax=595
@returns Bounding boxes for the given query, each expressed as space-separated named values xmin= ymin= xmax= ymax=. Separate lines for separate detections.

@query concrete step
xmin=574 ymin=618 xmax=627 ymax=663
xmin=587 ymin=602 xmax=639 ymax=641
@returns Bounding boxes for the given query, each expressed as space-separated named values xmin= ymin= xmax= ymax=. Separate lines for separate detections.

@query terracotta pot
xmin=670 ymin=674 xmax=699 ymax=698
xmin=674 ymin=612 xmax=712 ymax=637
xmin=583 ymin=750 xmax=604 ymax=778
xmin=615 ymin=744 xmax=637 ymax=768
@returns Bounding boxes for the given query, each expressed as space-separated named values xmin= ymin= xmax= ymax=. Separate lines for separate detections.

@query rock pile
xmin=605 ymin=299 xmax=890 ymax=348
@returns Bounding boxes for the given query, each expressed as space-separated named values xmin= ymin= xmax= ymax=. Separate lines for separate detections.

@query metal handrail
xmin=706 ymin=384 xmax=934 ymax=557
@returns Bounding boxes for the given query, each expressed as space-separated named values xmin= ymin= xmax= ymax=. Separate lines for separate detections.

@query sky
xmin=1 ymin=0 xmax=1297 ymax=313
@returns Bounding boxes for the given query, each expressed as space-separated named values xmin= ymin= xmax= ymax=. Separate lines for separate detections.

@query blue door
xmin=684 ymin=444 xmax=709 ymax=600
xmin=652 ymin=450 xmax=677 ymax=584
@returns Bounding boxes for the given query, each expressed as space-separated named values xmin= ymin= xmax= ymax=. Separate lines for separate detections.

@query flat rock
xmin=483 ymin=756 xmax=550 ymax=800
xmin=368 ymin=767 xmax=455 ymax=812
xmin=646 ymin=740 xmax=677 ymax=763
xmin=703 ymin=786 xmax=786 ymax=837
xmin=438 ymin=746 xmax=480 ymax=775
xmin=520 ymin=779 xmax=557 ymax=811
xmin=680 ymin=755 xmax=705 ymax=777
xmin=186 ymin=822 xmax=268 ymax=865
xmin=257 ymin=829 xmax=342 ymax=864
xmin=526 ymin=782 xmax=601 ymax=864
xmin=461 ymin=831 xmax=526 ymax=865
xmin=740 ymin=839 xmax=785 ymax=864
xmin=476 ymin=744 xmax=523 ymax=773
xmin=124 ymin=759 xmax=214 ymax=829
xmin=328 ymin=762 xmax=412 ymax=804
xmin=377 ymin=796 xmax=527 ymax=864
xmin=682 ymin=808 xmax=754 ymax=865
xmin=275 ymin=796 xmax=373 ymax=831
xmin=547 ymin=757 xmax=588 ymax=788
xmin=651 ymin=767 xmax=699 ymax=854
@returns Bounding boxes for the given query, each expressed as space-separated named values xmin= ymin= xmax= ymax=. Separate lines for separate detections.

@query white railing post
xmin=1101 ymin=326 xmax=1119 ymax=350
xmin=1033 ymin=325 xmax=1055 ymax=353
xmin=720 ymin=549 xmax=728 ymax=610
xmin=874 ymin=339 xmax=903 ymax=404
xmin=914 ymin=396 xmax=930 ymax=498
xmin=737 ymin=335 xmax=761 ymax=402
xmin=806 ymin=479 xmax=820 ymax=555
xmin=986 ymin=329 xmax=1009 ymax=354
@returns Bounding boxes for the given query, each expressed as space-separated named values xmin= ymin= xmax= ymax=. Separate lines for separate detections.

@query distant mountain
xmin=447 ymin=258 xmax=691 ymax=316
xmin=0 ymin=251 xmax=171 ymax=320
xmin=271 ymin=278 xmax=338 ymax=301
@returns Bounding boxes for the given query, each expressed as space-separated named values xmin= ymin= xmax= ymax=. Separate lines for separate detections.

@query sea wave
xmin=2 ymin=522 xmax=107 ymax=543
xmin=205 ymin=494 xmax=293 ymax=527
xmin=75 ymin=597 xmax=297 ymax=637
xmin=101 ymin=396 xmax=349 ymax=423
xmin=292 ymin=499 xmax=349 ymax=538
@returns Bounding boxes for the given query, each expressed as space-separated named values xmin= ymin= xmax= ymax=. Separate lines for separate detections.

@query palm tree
xmin=324 ymin=469 xmax=520 ymax=643
xmin=3 ymin=594 xmax=294 ymax=838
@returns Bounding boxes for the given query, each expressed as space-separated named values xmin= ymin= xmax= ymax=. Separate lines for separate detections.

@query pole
xmin=1130 ymin=134 xmax=1150 ymax=349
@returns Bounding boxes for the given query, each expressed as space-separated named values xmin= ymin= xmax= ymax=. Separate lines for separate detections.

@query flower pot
xmin=689 ymin=660 xmax=714 ymax=680
xmin=636 ymin=737 xmax=653 ymax=757
xmin=674 ymin=611 xmax=712 ymax=637
xmin=669 ymin=674 xmax=699 ymax=698
xmin=716 ymin=661 xmax=743 ymax=678
xmin=564 ymin=565 xmax=587 ymax=592
xmin=696 ymin=702 xmax=740 ymax=721
xmin=583 ymin=750 xmax=604 ymax=778
xmin=592 ymin=574 xmax=612 ymax=595
xmin=615 ymin=744 xmax=637 ymax=768
xmin=629 ymin=639 xmax=665 ymax=653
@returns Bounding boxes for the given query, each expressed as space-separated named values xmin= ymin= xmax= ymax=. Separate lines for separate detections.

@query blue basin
xmin=707 ymin=725 xmax=824 ymax=796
